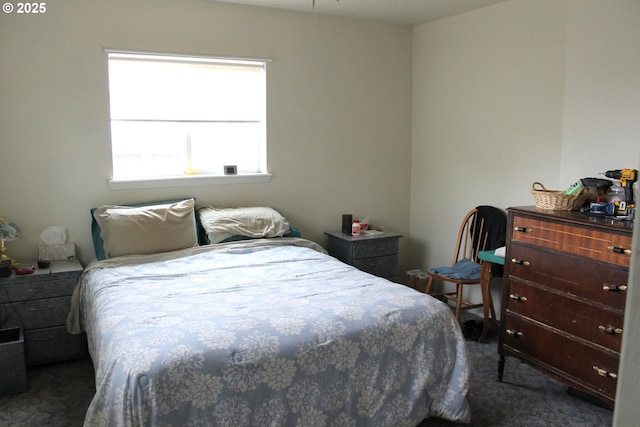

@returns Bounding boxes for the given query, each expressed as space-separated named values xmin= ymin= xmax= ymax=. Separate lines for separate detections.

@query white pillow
xmin=198 ymin=206 xmax=290 ymax=244
xmin=93 ymin=199 xmax=197 ymax=258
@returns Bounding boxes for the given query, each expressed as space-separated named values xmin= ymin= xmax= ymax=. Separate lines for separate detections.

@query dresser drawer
xmin=25 ymin=326 xmax=85 ymax=366
xmin=511 ymin=216 xmax=632 ymax=266
xmin=508 ymin=244 xmax=628 ymax=311
xmin=2 ymin=296 xmax=71 ymax=330
xmin=507 ymin=280 xmax=624 ymax=352
xmin=0 ymin=277 xmax=77 ymax=303
xmin=352 ymin=239 xmax=398 ymax=259
xmin=503 ymin=314 xmax=619 ymax=398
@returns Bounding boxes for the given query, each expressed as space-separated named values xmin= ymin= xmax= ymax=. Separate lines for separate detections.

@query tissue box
xmin=38 ymin=243 xmax=76 ymax=261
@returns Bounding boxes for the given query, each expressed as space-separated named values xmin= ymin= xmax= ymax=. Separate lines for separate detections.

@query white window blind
xmin=107 ymin=52 xmax=268 ymax=180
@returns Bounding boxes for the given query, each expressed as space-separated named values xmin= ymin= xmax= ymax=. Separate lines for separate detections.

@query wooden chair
xmin=424 ymin=206 xmax=506 ymax=341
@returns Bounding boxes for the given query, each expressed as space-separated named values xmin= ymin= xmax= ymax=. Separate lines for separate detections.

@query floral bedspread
xmin=71 ymin=238 xmax=470 ymax=426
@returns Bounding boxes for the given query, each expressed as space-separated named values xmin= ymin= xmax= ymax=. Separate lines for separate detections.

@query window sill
xmin=108 ymin=173 xmax=273 ymax=190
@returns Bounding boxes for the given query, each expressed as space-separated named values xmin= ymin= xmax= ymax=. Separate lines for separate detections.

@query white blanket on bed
xmin=69 ymin=238 xmax=470 ymax=427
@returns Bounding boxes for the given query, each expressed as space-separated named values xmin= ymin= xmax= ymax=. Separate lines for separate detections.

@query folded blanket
xmin=428 ymin=258 xmax=482 ymax=280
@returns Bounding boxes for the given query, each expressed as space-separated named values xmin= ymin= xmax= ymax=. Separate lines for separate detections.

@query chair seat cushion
xmin=428 ymin=258 xmax=481 ymax=280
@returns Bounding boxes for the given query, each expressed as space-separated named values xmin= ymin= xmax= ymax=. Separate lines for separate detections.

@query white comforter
xmin=68 ymin=238 xmax=470 ymax=426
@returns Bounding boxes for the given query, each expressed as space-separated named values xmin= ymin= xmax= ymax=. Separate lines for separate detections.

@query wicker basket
xmin=531 ymin=182 xmax=588 ymax=211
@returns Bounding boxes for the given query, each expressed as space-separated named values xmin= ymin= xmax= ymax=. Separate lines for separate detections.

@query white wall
xmin=411 ymin=0 xmax=639 ymax=311
xmin=0 ymin=0 xmax=413 ymax=267
xmin=411 ymin=0 xmax=567 ymax=269
xmin=560 ymin=0 xmax=640 ymax=185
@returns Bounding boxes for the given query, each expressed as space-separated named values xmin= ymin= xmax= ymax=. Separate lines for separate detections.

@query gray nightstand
xmin=0 ymin=260 xmax=86 ymax=366
xmin=325 ymin=231 xmax=402 ymax=279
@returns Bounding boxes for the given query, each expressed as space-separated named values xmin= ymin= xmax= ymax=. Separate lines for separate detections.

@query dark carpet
xmin=0 ymin=333 xmax=613 ymax=426
xmin=422 ymin=333 xmax=613 ymax=426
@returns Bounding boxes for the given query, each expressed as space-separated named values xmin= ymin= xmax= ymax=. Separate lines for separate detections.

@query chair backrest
xmin=450 ymin=206 xmax=507 ymax=265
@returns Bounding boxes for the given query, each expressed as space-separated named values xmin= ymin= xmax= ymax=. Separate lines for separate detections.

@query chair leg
xmin=489 ymin=292 xmax=497 ymax=322
xmin=424 ymin=275 xmax=435 ymax=294
xmin=454 ymin=283 xmax=463 ymax=321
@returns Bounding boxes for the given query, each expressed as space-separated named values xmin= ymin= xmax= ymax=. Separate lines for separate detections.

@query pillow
xmin=198 ymin=206 xmax=291 ymax=244
xmin=92 ymin=198 xmax=198 ymax=259
xmin=91 ymin=198 xmax=197 ymax=260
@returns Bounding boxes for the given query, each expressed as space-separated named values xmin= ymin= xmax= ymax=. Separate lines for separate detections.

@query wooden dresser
xmin=498 ymin=206 xmax=632 ymax=407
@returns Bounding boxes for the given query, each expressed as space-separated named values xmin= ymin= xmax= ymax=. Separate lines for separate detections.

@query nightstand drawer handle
xmin=602 ymin=284 xmax=627 ymax=292
xmin=29 ymin=305 xmax=53 ymax=312
xmin=33 ymin=334 xmax=56 ymax=342
xmin=514 ymin=227 xmax=532 ymax=233
xmin=593 ymin=366 xmax=617 ymax=379
xmin=608 ymin=246 xmax=631 ymax=255
xmin=511 ymin=258 xmax=530 ymax=266
xmin=509 ymin=294 xmax=527 ymax=302
xmin=506 ymin=329 xmax=523 ymax=338
xmin=28 ymin=286 xmax=51 ymax=293
xmin=598 ymin=325 xmax=623 ymax=335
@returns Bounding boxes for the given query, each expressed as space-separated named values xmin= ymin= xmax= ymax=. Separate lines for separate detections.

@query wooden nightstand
xmin=0 ymin=260 xmax=86 ymax=366
xmin=325 ymin=231 xmax=402 ymax=279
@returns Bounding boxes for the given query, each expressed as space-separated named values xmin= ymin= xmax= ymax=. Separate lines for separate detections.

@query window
xmin=106 ymin=51 xmax=269 ymax=186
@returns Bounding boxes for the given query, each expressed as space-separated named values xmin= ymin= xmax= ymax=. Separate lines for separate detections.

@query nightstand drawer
xmin=352 ymin=239 xmax=398 ymax=259
xmin=25 ymin=326 xmax=85 ymax=366
xmin=353 ymin=255 xmax=398 ymax=278
xmin=3 ymin=296 xmax=71 ymax=330
xmin=0 ymin=278 xmax=77 ymax=303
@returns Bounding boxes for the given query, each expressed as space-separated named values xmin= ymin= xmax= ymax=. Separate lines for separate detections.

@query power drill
xmin=601 ymin=168 xmax=638 ymax=215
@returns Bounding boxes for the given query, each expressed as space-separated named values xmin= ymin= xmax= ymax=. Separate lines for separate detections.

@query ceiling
xmin=211 ymin=0 xmax=509 ymax=26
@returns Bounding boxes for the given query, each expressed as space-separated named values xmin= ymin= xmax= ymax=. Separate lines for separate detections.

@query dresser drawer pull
xmin=598 ymin=325 xmax=623 ymax=335
xmin=511 ymin=258 xmax=530 ymax=266
xmin=506 ymin=329 xmax=523 ymax=338
xmin=593 ymin=366 xmax=617 ymax=379
xmin=29 ymin=305 xmax=53 ymax=312
xmin=514 ymin=227 xmax=532 ymax=233
xmin=608 ymin=246 xmax=631 ymax=255
xmin=509 ymin=294 xmax=528 ymax=302
xmin=602 ymin=284 xmax=628 ymax=292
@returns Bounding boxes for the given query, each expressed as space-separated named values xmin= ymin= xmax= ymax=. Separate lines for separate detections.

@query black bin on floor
xmin=0 ymin=327 xmax=28 ymax=396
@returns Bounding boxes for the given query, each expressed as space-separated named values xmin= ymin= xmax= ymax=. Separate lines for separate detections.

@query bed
xmin=67 ymin=199 xmax=470 ymax=426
